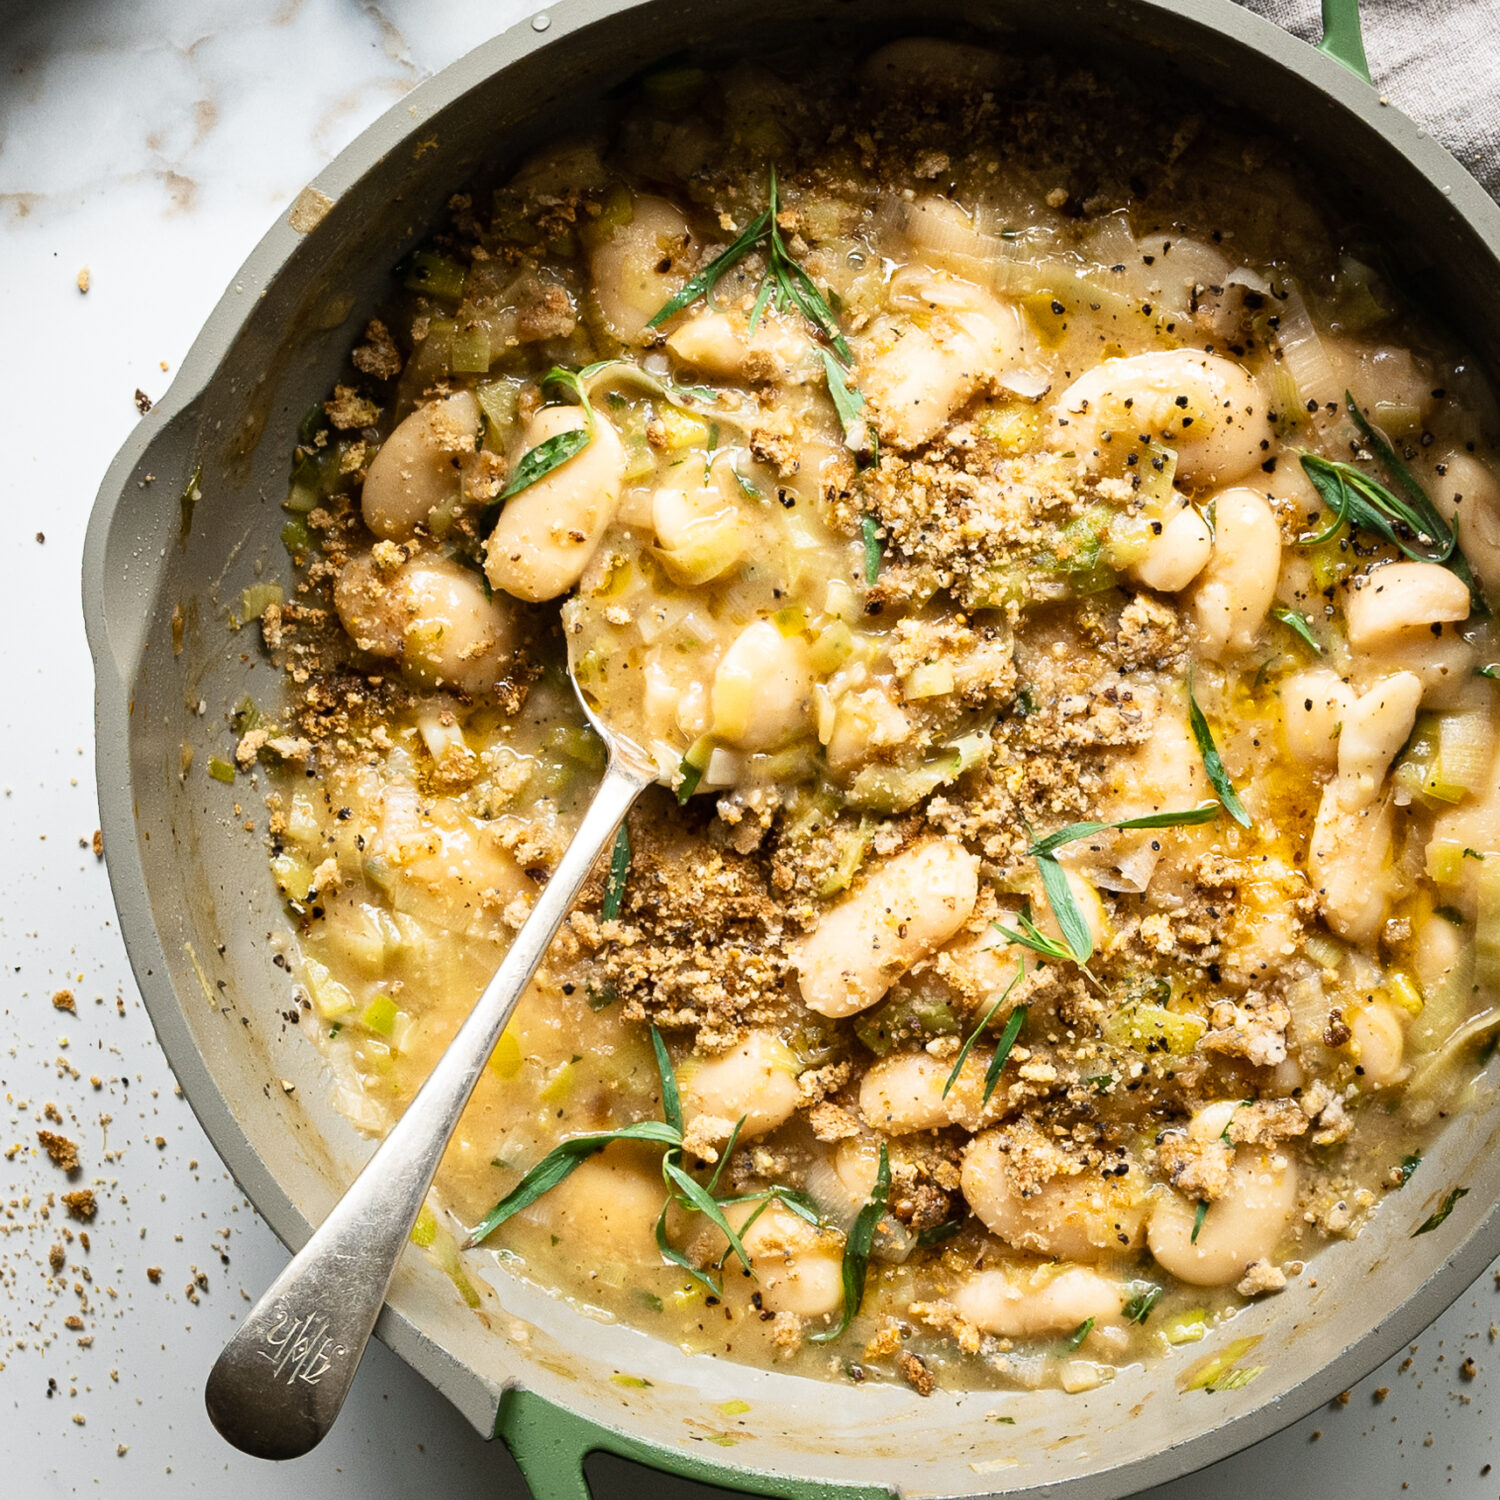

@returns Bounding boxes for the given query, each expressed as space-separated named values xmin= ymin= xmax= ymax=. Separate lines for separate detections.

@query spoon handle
xmin=205 ymin=753 xmax=653 ymax=1459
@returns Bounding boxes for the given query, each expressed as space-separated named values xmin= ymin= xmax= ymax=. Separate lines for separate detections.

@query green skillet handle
xmin=497 ymin=1390 xmax=894 ymax=1500
xmin=1317 ymin=0 xmax=1373 ymax=83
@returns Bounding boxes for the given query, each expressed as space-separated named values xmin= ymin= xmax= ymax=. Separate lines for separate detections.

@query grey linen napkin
xmin=1239 ymin=0 xmax=1500 ymax=200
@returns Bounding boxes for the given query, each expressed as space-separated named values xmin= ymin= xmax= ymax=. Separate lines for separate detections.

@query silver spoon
xmin=205 ymin=677 xmax=660 ymax=1459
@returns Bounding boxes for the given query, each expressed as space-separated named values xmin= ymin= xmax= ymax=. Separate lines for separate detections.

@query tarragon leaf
xmin=810 ymin=1142 xmax=890 ymax=1344
xmin=465 ymin=1119 xmax=682 ymax=1246
xmin=664 ymin=1159 xmax=753 ymax=1272
xmin=943 ymin=965 xmax=1024 ymax=1099
xmin=823 ymin=351 xmax=876 ymax=470
xmin=1271 ymin=605 xmax=1323 ymax=653
xmin=1064 ymin=1317 xmax=1095 ymax=1351
xmin=601 ymin=822 xmax=631 ymax=921
xmin=1412 ymin=1185 xmax=1469 ymax=1237
xmin=747 ymin=274 xmax=775 ymax=338
xmin=1298 ymin=393 xmax=1482 ymax=608
xmin=1036 ymin=850 xmax=1094 ymax=962
xmin=704 ymin=1116 xmax=746 ymax=1195
xmin=914 ymin=1218 xmax=965 ymax=1249
xmin=777 ymin=253 xmax=853 ymax=363
xmin=655 ymin=1200 xmax=721 ymax=1295
xmin=861 ymin=514 xmax=883 ymax=585
xmin=769 ymin=1187 xmax=822 ymax=1226
xmin=1123 ymin=1284 xmax=1163 ymax=1324
xmin=1297 ymin=457 xmax=1351 ymax=546
xmin=1346 ymin=393 xmax=1455 ymax=550
xmin=498 ymin=426 xmax=592 ymax=503
xmin=651 ymin=1024 xmax=683 ymax=1136
xmin=981 ymin=1004 xmax=1028 ymax=1108
xmin=1187 ymin=670 xmax=1251 ymax=828
xmin=646 ymin=206 xmax=771 ymax=329
xmin=1027 ymin=804 xmax=1221 ymax=857
xmin=992 ymin=911 xmax=1074 ymax=965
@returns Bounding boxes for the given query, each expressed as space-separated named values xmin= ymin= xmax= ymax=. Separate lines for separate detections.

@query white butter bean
xmin=484 ymin=405 xmax=626 ymax=602
xmin=860 ymin=38 xmax=1009 ymax=92
xmin=1336 ymin=672 xmax=1424 ymax=803
xmin=589 ymin=195 xmax=696 ymax=345
xmin=1052 ymin=351 xmax=1271 ymax=488
xmin=652 ymin=481 xmax=748 ymax=585
xmin=335 ymin=554 xmax=518 ymax=696
xmin=1350 ymin=1000 xmax=1407 ymax=1086
xmin=373 ymin=788 xmax=528 ymax=940
xmin=1147 ymin=1148 xmax=1297 ymax=1286
xmin=1309 ymin=784 xmax=1395 ymax=944
xmin=962 ymin=1129 xmax=1149 ymax=1261
xmin=666 ymin=308 xmax=813 ymax=382
xmin=538 ymin=1145 xmax=666 ymax=1265
xmin=361 ymin=390 xmax=480 ymax=542
xmin=858 ymin=1051 xmax=953 ymax=1134
xmin=952 ymin=1264 xmax=1124 ymax=1338
xmin=1280 ymin=669 xmax=1355 ymax=768
xmin=1130 ymin=502 xmax=1214 ymax=593
xmin=710 ymin=619 xmax=815 ymax=751
xmin=857 ymin=275 xmax=1023 ymax=449
xmin=737 ymin=1202 xmax=845 ymax=1318
xmin=792 ymin=840 xmax=980 ymax=1018
xmin=679 ymin=1031 xmax=800 ymax=1140
xmin=1191 ymin=485 xmax=1281 ymax=657
xmin=400 ymin=559 xmax=520 ymax=694
xmin=1344 ymin=561 xmax=1470 ymax=650
xmin=1428 ymin=450 xmax=1500 ymax=600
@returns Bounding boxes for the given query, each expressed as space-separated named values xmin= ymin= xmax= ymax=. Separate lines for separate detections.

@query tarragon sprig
xmin=496 ymin=359 xmax=732 ymax=513
xmin=491 ymin=365 xmax=600 ymax=505
xmin=646 ymin=168 xmax=874 ymax=470
xmin=942 ymin=963 xmax=1026 ymax=1103
xmin=1006 ymin=803 xmax=1223 ymax=968
xmin=1186 ymin=670 xmax=1251 ymax=829
xmin=1299 ymin=391 xmax=1482 ymax=608
xmin=464 ymin=1025 xmax=879 ymax=1332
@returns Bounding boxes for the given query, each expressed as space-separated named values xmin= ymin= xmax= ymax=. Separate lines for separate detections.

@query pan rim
xmin=81 ymin=1 xmax=1500 ymax=1494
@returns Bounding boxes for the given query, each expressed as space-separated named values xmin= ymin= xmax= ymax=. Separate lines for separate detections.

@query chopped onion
xmin=1274 ymin=280 xmax=1340 ymax=413
xmin=870 ymin=1213 xmax=916 ymax=1265
xmin=902 ymin=196 xmax=1007 ymax=268
xmin=1434 ymin=712 xmax=1492 ymax=800
xmin=989 ymin=229 xmax=1058 ymax=296
xmin=997 ymin=365 xmax=1052 ymax=400
xmin=803 ymin=1153 xmax=861 ymax=1233
xmin=1302 ymin=933 xmax=1347 ymax=973
xmin=701 ymin=747 xmax=747 ymax=789
xmin=903 ymin=661 xmax=955 ymax=699
xmin=1083 ymin=214 xmax=1137 ymax=280
xmin=1135 ymin=234 xmax=1231 ymax=311
xmin=1476 ymin=860 xmax=1500 ymax=995
xmin=1408 ymin=938 xmax=1476 ymax=1055
xmin=1091 ymin=834 xmax=1161 ymax=894
xmin=887 ymin=264 xmax=985 ymax=311
xmin=1285 ymin=972 xmax=1332 ymax=1058
xmin=416 ymin=704 xmax=467 ymax=763
xmin=1408 ymin=1002 xmax=1500 ymax=1098
xmin=1226 ymin=266 xmax=1272 ymax=295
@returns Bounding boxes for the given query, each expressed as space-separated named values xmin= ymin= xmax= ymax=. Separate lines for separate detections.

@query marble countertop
xmin=2 ymin=2 xmax=1498 ymax=1495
